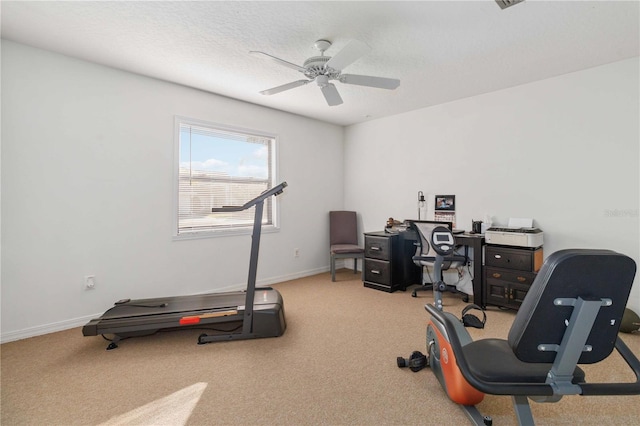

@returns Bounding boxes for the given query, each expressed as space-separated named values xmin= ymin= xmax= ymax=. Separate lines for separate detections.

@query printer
xmin=485 ymin=226 xmax=543 ymax=248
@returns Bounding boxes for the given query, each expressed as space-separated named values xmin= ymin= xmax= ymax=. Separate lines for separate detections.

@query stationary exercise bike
xmin=398 ymin=226 xmax=640 ymax=425
xmin=398 ymin=226 xmax=489 ymax=419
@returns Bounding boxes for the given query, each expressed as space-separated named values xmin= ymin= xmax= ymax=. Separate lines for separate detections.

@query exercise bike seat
xmin=460 ymin=338 xmax=585 ymax=385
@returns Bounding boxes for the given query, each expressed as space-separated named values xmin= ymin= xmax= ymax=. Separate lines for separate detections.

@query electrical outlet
xmin=294 ymin=248 xmax=300 ymax=258
xmin=84 ymin=275 xmax=96 ymax=290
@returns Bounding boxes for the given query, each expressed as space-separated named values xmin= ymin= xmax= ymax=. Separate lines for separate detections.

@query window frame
xmin=172 ymin=116 xmax=279 ymax=240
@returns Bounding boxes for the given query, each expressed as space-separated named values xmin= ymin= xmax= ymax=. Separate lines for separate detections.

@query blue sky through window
xmin=180 ymin=129 xmax=269 ymax=179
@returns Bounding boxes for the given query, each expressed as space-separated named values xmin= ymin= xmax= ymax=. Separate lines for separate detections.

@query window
xmin=174 ymin=117 xmax=277 ymax=238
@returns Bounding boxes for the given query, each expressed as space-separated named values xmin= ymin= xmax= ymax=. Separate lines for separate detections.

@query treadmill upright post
xmin=198 ymin=182 xmax=287 ymax=344
xmin=241 ymin=199 xmax=263 ymax=335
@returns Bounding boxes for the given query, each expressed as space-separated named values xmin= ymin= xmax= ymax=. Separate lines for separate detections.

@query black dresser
xmin=484 ymin=245 xmax=543 ymax=310
xmin=363 ymin=231 xmax=421 ymax=292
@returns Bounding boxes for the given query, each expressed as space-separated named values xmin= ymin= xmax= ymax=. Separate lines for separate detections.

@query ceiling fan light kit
xmin=250 ymin=39 xmax=400 ymax=106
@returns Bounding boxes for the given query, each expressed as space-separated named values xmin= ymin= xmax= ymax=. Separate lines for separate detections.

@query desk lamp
xmin=417 ymin=191 xmax=426 ymax=220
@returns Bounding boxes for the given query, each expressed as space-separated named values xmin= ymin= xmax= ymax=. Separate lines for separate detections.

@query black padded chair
xmin=329 ymin=211 xmax=364 ymax=282
xmin=411 ymin=221 xmax=469 ymax=301
xmin=427 ymin=249 xmax=640 ymax=424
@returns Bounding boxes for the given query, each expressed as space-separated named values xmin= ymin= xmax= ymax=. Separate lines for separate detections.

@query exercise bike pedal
xmin=396 ymin=351 xmax=428 ymax=372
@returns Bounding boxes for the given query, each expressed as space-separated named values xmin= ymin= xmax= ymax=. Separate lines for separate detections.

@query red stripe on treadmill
xmin=179 ymin=316 xmax=200 ymax=325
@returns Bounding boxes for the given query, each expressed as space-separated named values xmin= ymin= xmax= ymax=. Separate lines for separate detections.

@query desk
xmin=364 ymin=230 xmax=486 ymax=306
xmin=453 ymin=233 xmax=486 ymax=307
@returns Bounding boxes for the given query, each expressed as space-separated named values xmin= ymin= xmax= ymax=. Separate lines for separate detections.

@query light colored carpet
xmin=2 ymin=270 xmax=639 ymax=425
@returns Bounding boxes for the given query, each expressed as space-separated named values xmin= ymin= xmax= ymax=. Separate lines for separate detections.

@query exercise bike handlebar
xmin=212 ymin=181 xmax=288 ymax=212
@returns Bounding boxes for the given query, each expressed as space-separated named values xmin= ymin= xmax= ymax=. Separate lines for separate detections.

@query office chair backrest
xmin=412 ymin=222 xmax=450 ymax=257
xmin=329 ymin=211 xmax=358 ymax=245
xmin=416 ymin=223 xmax=435 ymax=257
xmin=508 ymin=249 xmax=636 ymax=364
xmin=413 ymin=221 xmax=464 ymax=270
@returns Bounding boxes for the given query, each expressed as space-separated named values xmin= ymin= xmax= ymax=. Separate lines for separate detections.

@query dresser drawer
xmin=364 ymin=258 xmax=391 ymax=285
xmin=365 ymin=235 xmax=392 ymax=260
xmin=485 ymin=267 xmax=537 ymax=286
xmin=484 ymin=266 xmax=536 ymax=310
xmin=486 ymin=246 xmax=543 ymax=272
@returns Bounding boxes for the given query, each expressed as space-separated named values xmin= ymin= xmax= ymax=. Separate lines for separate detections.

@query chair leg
xmin=412 ymin=285 xmax=434 ymax=297
xmin=353 ymin=258 xmax=358 ymax=274
xmin=331 ymin=255 xmax=336 ymax=282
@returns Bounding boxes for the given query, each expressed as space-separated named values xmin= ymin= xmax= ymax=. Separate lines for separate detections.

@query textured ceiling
xmin=2 ymin=1 xmax=639 ymax=126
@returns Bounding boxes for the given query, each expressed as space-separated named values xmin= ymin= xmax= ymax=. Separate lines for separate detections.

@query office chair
xmin=425 ymin=249 xmax=640 ymax=424
xmin=329 ymin=211 xmax=365 ymax=282
xmin=411 ymin=221 xmax=469 ymax=302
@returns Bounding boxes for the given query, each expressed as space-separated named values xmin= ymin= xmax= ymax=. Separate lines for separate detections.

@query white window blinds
xmin=176 ymin=119 xmax=275 ymax=235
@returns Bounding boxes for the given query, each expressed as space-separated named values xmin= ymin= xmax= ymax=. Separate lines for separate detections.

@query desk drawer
xmin=365 ymin=235 xmax=392 ymax=260
xmin=364 ymin=258 xmax=391 ymax=285
xmin=486 ymin=246 xmax=543 ymax=272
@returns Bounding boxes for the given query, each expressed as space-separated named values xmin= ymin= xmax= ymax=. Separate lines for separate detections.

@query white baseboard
xmin=0 ymin=266 xmax=331 ymax=344
xmin=0 ymin=313 xmax=98 ymax=344
xmin=258 ymin=266 xmax=330 ymax=286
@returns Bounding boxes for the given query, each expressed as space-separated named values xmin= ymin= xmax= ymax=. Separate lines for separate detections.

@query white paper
xmin=508 ymin=217 xmax=533 ymax=228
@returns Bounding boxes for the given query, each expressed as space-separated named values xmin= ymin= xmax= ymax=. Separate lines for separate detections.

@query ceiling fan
xmin=250 ymin=39 xmax=400 ymax=106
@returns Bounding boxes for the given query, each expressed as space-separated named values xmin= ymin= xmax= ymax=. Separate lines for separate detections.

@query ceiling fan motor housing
xmin=302 ymin=56 xmax=340 ymax=80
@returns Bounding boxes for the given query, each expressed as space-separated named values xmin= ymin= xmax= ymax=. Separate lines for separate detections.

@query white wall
xmin=1 ymin=41 xmax=344 ymax=341
xmin=344 ymin=58 xmax=640 ymax=313
xmin=2 ymin=40 xmax=638 ymax=341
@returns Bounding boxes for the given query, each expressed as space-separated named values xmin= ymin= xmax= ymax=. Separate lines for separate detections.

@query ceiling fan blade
xmin=260 ymin=79 xmax=312 ymax=95
xmin=325 ymin=40 xmax=370 ymax=71
xmin=339 ymin=74 xmax=400 ymax=90
xmin=249 ymin=51 xmax=306 ymax=72
xmin=320 ymin=83 xmax=343 ymax=106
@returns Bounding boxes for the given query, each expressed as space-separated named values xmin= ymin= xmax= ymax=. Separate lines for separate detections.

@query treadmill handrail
xmin=212 ymin=182 xmax=288 ymax=212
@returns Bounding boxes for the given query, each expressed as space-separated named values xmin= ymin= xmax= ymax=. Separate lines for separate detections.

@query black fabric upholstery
xmin=508 ymin=249 xmax=637 ymax=364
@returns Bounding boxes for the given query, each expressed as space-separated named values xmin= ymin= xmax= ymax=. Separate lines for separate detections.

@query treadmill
xmin=83 ymin=182 xmax=288 ymax=350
